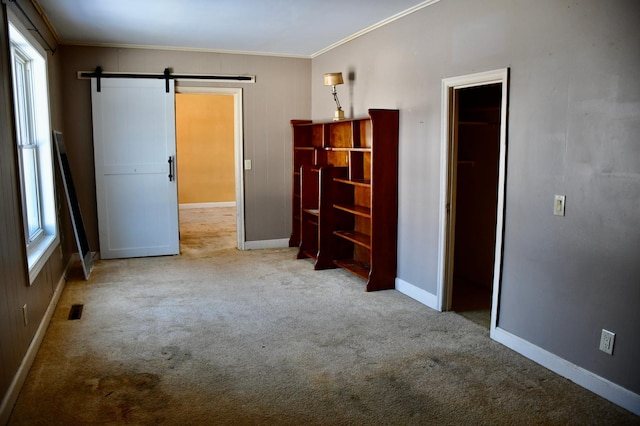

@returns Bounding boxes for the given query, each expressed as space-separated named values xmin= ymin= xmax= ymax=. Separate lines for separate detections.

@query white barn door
xmin=91 ymin=78 xmax=179 ymax=259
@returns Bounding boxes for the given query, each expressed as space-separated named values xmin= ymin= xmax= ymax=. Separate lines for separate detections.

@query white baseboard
xmin=243 ymin=238 xmax=290 ymax=250
xmin=395 ymin=277 xmax=440 ymax=311
xmin=394 ymin=277 xmax=639 ymax=415
xmin=0 ymin=256 xmax=71 ymax=425
xmin=492 ymin=326 xmax=640 ymax=416
xmin=179 ymin=202 xmax=236 ymax=209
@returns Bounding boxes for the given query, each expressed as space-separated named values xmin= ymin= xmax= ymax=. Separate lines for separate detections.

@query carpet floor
xmin=8 ymin=208 xmax=639 ymax=425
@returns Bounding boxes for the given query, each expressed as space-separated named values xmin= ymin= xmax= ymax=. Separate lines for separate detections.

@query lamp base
xmin=333 ymin=108 xmax=345 ymax=121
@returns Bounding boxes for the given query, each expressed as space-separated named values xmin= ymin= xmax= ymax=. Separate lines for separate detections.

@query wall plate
xmin=599 ymin=329 xmax=615 ymax=355
xmin=554 ymin=195 xmax=566 ymax=216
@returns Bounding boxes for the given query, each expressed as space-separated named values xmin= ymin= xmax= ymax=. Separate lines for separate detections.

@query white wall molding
xmin=0 ymin=256 xmax=71 ymax=425
xmin=395 ymin=277 xmax=440 ymax=311
xmin=438 ymin=68 xmax=509 ymax=328
xmin=179 ymin=202 xmax=236 ymax=209
xmin=243 ymin=238 xmax=290 ymax=250
xmin=312 ymin=0 xmax=441 ymax=58
xmin=395 ymin=278 xmax=640 ymax=415
xmin=71 ymin=42 xmax=310 ymax=59
xmin=492 ymin=327 xmax=640 ymax=416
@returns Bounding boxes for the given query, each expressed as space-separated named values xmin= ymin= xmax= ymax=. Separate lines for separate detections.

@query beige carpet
xmin=8 ymin=208 xmax=639 ymax=425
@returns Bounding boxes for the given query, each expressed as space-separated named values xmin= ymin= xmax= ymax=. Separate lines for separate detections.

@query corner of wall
xmin=492 ymin=327 xmax=640 ymax=416
xmin=395 ymin=277 xmax=440 ymax=311
xmin=0 ymin=255 xmax=72 ymax=424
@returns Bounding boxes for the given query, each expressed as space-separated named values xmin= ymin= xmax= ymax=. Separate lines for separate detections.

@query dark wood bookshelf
xmin=290 ymin=109 xmax=399 ymax=291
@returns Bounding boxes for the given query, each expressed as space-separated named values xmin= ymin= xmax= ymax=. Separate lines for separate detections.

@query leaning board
xmin=53 ymin=130 xmax=93 ymax=279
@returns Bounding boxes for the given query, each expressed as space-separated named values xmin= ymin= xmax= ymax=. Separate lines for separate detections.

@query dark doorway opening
xmin=450 ymin=83 xmax=502 ymax=328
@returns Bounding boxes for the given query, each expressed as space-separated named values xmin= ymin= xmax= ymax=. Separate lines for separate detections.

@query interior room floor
xmin=451 ymin=278 xmax=492 ymax=329
xmin=179 ymin=205 xmax=236 ymax=254
xmin=7 ymin=207 xmax=637 ymax=424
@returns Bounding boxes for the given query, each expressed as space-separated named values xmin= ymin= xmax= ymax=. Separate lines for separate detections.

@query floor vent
xmin=68 ymin=304 xmax=84 ymax=320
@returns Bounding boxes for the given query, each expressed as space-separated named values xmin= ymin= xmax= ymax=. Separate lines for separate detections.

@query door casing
xmin=437 ymin=68 xmax=509 ymax=335
xmin=175 ymin=86 xmax=245 ymax=250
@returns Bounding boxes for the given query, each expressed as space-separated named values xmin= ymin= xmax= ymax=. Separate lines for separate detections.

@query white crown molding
xmin=311 ymin=0 xmax=441 ymax=58
xmin=33 ymin=0 xmax=440 ymax=59
xmin=32 ymin=0 xmax=60 ymax=43
xmin=54 ymin=40 xmax=312 ymax=59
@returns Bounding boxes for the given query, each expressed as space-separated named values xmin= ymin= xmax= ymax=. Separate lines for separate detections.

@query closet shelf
xmin=334 ymin=204 xmax=371 ymax=218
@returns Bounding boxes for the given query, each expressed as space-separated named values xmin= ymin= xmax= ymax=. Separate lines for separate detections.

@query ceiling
xmin=35 ymin=0 xmax=438 ymax=58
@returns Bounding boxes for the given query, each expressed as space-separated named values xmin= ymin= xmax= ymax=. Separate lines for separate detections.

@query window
xmin=9 ymin=19 xmax=58 ymax=284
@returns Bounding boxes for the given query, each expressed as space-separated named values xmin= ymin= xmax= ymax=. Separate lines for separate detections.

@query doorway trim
xmin=175 ymin=86 xmax=246 ymax=250
xmin=436 ymin=68 xmax=509 ymax=333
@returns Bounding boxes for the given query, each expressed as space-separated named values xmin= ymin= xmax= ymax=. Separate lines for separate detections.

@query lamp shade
xmin=324 ymin=72 xmax=344 ymax=86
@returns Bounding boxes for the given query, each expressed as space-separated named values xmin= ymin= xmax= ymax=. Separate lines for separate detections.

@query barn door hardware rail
xmin=79 ymin=67 xmax=256 ymax=92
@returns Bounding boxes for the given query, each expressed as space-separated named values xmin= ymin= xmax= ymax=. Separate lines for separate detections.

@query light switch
xmin=244 ymin=159 xmax=252 ymax=170
xmin=554 ymin=195 xmax=566 ymax=216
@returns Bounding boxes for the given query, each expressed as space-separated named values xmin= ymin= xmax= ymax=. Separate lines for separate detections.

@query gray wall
xmin=58 ymin=46 xmax=311 ymax=247
xmin=0 ymin=1 xmax=67 ymax=418
xmin=312 ymin=0 xmax=640 ymax=394
xmin=1 ymin=3 xmax=311 ymax=413
xmin=2 ymin=0 xmax=638 ymax=414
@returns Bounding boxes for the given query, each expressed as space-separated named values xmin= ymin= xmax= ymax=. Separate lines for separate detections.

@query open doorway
xmin=450 ymin=84 xmax=502 ymax=327
xmin=438 ymin=69 xmax=509 ymax=333
xmin=174 ymin=88 xmax=245 ymax=253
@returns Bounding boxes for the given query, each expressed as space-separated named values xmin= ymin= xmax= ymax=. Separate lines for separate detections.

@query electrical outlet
xmin=22 ymin=304 xmax=28 ymax=326
xmin=553 ymin=195 xmax=566 ymax=216
xmin=599 ymin=329 xmax=615 ymax=355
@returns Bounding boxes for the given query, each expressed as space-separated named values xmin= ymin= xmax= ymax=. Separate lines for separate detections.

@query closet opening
xmin=438 ymin=68 xmax=509 ymax=333
xmin=450 ymin=84 xmax=502 ymax=328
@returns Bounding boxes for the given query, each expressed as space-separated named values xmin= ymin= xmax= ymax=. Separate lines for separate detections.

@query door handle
xmin=168 ymin=156 xmax=175 ymax=181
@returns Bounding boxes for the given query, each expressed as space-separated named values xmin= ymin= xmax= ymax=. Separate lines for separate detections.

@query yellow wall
xmin=176 ymin=93 xmax=235 ymax=204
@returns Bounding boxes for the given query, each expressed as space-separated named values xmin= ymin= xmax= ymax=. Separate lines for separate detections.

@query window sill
xmin=27 ymin=234 xmax=59 ymax=285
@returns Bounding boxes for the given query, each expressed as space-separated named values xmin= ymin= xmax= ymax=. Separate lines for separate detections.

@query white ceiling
xmin=35 ymin=0 xmax=438 ymax=58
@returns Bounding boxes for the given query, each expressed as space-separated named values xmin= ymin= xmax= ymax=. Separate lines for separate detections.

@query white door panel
xmin=92 ymin=78 xmax=179 ymax=259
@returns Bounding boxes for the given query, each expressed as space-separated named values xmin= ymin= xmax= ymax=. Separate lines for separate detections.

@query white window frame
xmin=9 ymin=17 xmax=58 ymax=284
